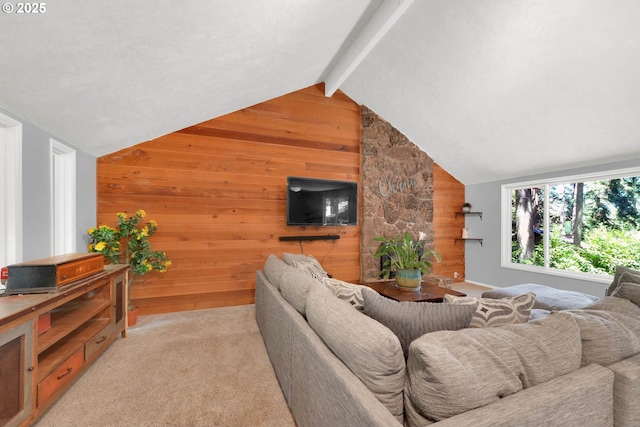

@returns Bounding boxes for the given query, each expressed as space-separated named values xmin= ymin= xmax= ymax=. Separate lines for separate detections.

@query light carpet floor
xmin=35 ymin=304 xmax=296 ymax=427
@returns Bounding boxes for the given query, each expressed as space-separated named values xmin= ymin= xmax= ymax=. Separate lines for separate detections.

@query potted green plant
xmin=87 ymin=210 xmax=171 ymax=323
xmin=374 ymin=231 xmax=441 ymax=289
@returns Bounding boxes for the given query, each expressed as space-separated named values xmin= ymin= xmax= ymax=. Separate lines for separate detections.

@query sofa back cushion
xmin=606 ymin=265 xmax=640 ymax=296
xmin=279 ymin=264 xmax=319 ymax=316
xmin=305 ymin=283 xmax=406 ymax=423
xmin=282 ymin=252 xmax=308 ymax=265
xmin=612 ymin=281 xmax=640 ymax=307
xmin=404 ymin=312 xmax=581 ymax=424
xmin=565 ymin=297 xmax=640 ymax=366
xmin=362 ymin=287 xmax=476 ymax=358
xmin=263 ymin=254 xmax=288 ymax=291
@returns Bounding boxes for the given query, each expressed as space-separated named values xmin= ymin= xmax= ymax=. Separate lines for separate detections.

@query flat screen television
xmin=286 ymin=176 xmax=358 ymax=226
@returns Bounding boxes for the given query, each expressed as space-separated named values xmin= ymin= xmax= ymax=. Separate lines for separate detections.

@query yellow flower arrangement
xmin=88 ymin=210 xmax=171 ymax=309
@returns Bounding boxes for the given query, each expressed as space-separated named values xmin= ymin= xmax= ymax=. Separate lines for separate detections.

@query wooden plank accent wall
xmin=432 ymin=164 xmax=466 ymax=280
xmin=97 ymin=83 xmax=466 ymax=315
xmin=97 ymin=84 xmax=362 ymax=315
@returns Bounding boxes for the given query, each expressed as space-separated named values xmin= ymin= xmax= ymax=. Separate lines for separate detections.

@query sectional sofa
xmin=255 ymin=254 xmax=640 ymax=427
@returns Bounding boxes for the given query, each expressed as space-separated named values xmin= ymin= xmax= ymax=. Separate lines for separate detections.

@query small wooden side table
xmin=364 ymin=280 xmax=466 ymax=303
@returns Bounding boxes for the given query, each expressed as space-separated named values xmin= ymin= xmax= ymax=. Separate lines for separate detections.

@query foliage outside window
xmin=502 ymin=168 xmax=640 ymax=281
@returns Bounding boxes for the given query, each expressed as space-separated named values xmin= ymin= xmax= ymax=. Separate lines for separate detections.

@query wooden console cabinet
xmin=0 ymin=264 xmax=129 ymax=427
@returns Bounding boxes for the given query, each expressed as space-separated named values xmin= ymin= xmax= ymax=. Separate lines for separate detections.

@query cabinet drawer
xmin=57 ymin=255 xmax=104 ymax=286
xmin=37 ymin=348 xmax=84 ymax=407
xmin=85 ymin=323 xmax=114 ymax=361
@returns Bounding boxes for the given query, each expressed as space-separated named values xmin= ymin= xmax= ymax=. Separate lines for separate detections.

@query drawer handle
xmin=58 ymin=367 xmax=73 ymax=380
xmin=96 ymin=336 xmax=107 ymax=344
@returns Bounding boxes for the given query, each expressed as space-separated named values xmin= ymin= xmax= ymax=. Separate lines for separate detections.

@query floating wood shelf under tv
xmin=279 ymin=235 xmax=340 ymax=242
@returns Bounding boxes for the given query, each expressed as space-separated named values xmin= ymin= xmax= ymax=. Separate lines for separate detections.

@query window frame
xmin=500 ymin=166 xmax=640 ymax=284
xmin=0 ymin=112 xmax=23 ymax=268
xmin=50 ymin=139 xmax=76 ymax=255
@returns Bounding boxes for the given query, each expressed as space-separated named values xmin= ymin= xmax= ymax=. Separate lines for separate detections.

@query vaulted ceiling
xmin=2 ymin=0 xmax=640 ymax=184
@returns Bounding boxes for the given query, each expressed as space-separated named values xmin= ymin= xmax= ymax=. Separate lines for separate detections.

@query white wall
xmin=0 ymin=107 xmax=96 ymax=262
xmin=465 ymin=157 xmax=640 ymax=297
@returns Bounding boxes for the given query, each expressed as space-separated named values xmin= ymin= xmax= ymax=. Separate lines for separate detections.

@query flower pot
xmin=127 ymin=306 xmax=140 ymax=327
xmin=395 ymin=269 xmax=422 ymax=289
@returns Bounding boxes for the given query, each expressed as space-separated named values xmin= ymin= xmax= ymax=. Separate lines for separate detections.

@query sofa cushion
xmin=583 ymin=295 xmax=640 ymax=317
xmin=283 ymin=253 xmax=329 ymax=280
xmin=282 ymin=252 xmax=308 ymax=265
xmin=608 ymin=353 xmax=640 ymax=427
xmin=279 ymin=264 xmax=320 ymax=316
xmin=606 ymin=265 xmax=640 ymax=296
xmin=305 ymin=283 xmax=406 ymax=423
xmin=405 ymin=364 xmax=615 ymax=427
xmin=322 ymin=277 xmax=367 ymax=310
xmin=404 ymin=312 xmax=582 ymax=424
xmin=362 ymin=287 xmax=476 ymax=358
xmin=529 ymin=308 xmax=551 ymax=321
xmin=611 ymin=281 xmax=640 ymax=307
xmin=263 ymin=254 xmax=289 ymax=291
xmin=565 ymin=297 xmax=640 ymax=366
xmin=444 ymin=293 xmax=535 ymax=328
xmin=482 ymin=283 xmax=599 ymax=310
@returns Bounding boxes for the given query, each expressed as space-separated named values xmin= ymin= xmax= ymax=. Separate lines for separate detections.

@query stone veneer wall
xmin=360 ymin=106 xmax=435 ymax=280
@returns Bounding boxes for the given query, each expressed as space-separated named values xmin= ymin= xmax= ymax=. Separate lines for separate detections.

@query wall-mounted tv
xmin=286 ymin=176 xmax=358 ymax=226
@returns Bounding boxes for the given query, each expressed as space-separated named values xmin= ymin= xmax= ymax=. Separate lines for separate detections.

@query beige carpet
xmin=35 ymin=305 xmax=296 ymax=427
xmin=451 ymin=281 xmax=491 ymax=298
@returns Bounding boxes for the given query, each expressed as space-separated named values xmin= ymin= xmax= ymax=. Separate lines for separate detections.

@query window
xmin=502 ymin=168 xmax=640 ymax=282
xmin=0 ymin=112 xmax=23 ymax=269
xmin=324 ymin=194 xmax=349 ymax=225
xmin=51 ymin=140 xmax=76 ymax=255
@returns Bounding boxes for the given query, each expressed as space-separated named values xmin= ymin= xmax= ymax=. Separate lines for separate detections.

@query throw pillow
xmin=605 ymin=265 xmax=640 ymax=296
xmin=362 ymin=288 xmax=476 ymax=358
xmin=322 ymin=277 xmax=367 ymax=310
xmin=529 ymin=308 xmax=551 ymax=321
xmin=481 ymin=283 xmax=598 ymax=310
xmin=444 ymin=293 xmax=536 ymax=328
xmin=287 ymin=254 xmax=330 ymax=281
xmin=305 ymin=283 xmax=406 ymax=423
xmin=611 ymin=281 xmax=640 ymax=307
